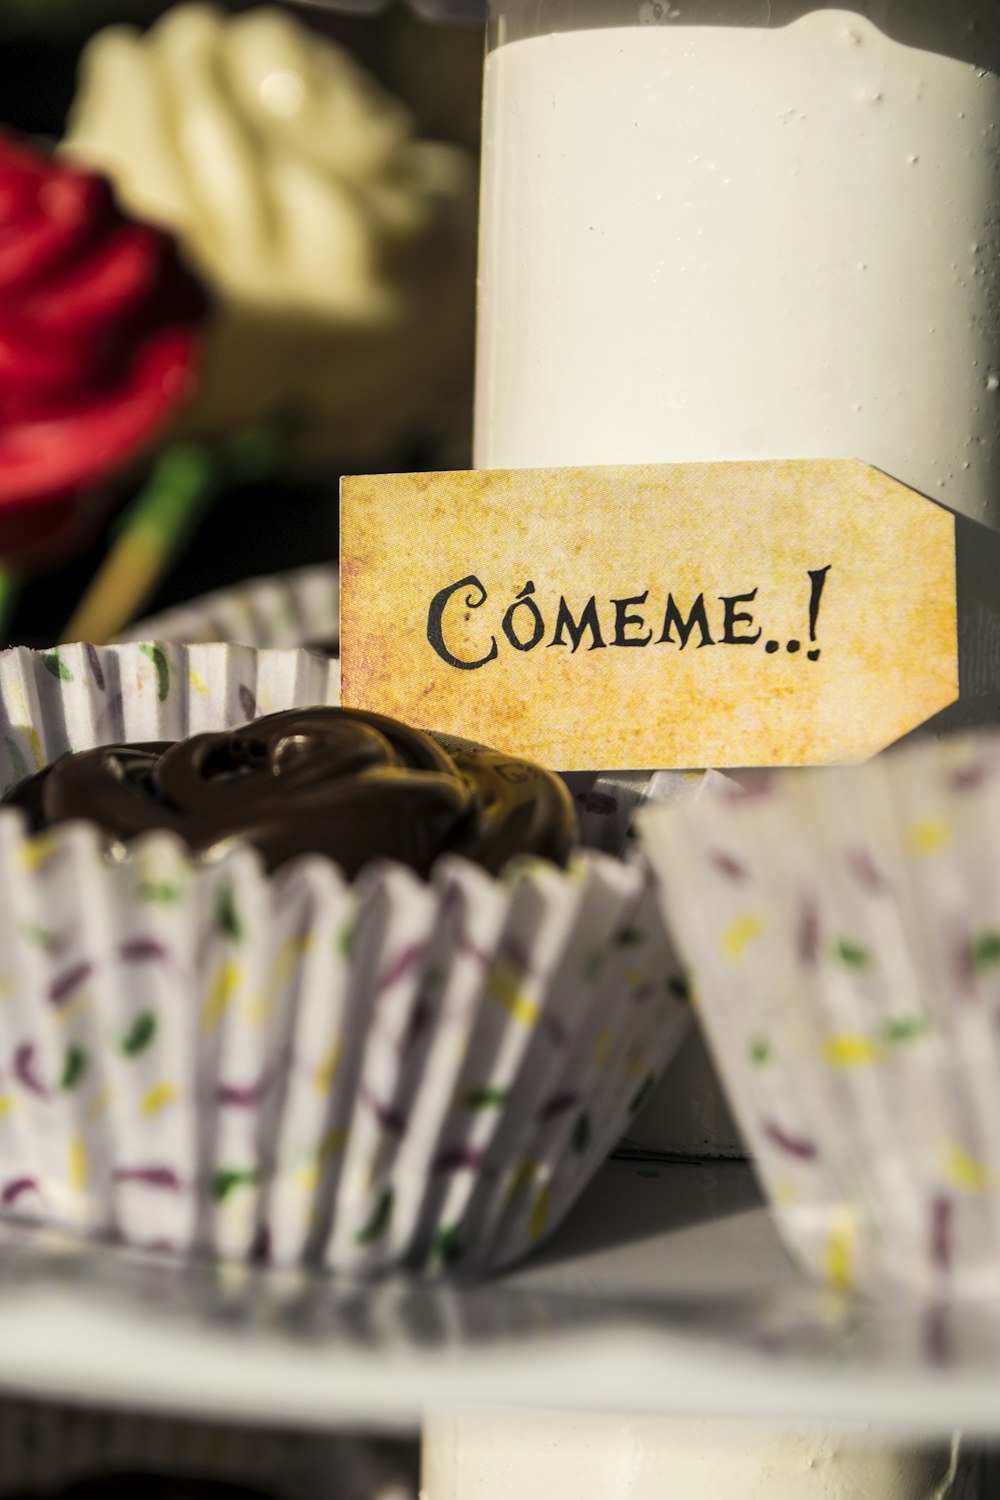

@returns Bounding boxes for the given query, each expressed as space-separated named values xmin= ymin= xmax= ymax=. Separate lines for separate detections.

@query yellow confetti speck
xmin=486 ymin=959 xmax=539 ymax=1026
xmin=505 ymin=1160 xmax=537 ymax=1207
xmin=825 ymin=1213 xmax=854 ymax=1291
xmin=69 ymin=1133 xmax=88 ymax=1192
xmin=721 ymin=914 xmax=764 ymax=963
xmin=189 ymin=670 xmax=210 ymax=696
xmin=200 ymin=962 xmax=241 ymax=1035
xmin=28 ymin=729 xmax=43 ymax=771
xmin=141 ymin=1081 xmax=179 ymax=1117
xmin=529 ymin=1186 xmax=550 ymax=1243
xmin=18 ymin=834 xmax=58 ymax=874
xmin=823 ymin=1034 xmax=881 ymax=1068
xmin=295 ymin=1163 xmax=319 ymax=1193
xmin=772 ymin=1180 xmax=799 ymax=1205
xmin=86 ymin=1086 xmax=113 ymax=1124
xmin=625 ymin=968 xmax=646 ymax=989
xmin=314 ymin=1037 xmax=341 ymax=1094
xmin=943 ymin=1146 xmax=991 ymax=1195
xmin=905 ymin=818 xmax=952 ymax=857
xmin=593 ymin=1028 xmax=613 ymax=1069
xmin=0 ymin=1095 xmax=15 ymax=1121
xmin=319 ymin=1126 xmax=349 ymax=1162
xmin=0 ymin=979 xmax=12 ymax=1003
xmin=55 ymin=993 xmax=92 ymax=1029
xmin=271 ymin=932 xmax=311 ymax=989
xmin=243 ymin=991 xmax=274 ymax=1028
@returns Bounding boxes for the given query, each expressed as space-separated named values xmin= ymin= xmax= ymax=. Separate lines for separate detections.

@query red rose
xmin=0 ymin=132 xmax=209 ymax=570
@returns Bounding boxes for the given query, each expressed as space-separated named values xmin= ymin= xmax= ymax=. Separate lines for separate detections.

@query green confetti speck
xmin=214 ymin=883 xmax=243 ymax=941
xmin=614 ymin=927 xmax=644 ymax=949
xmin=971 ymin=932 xmax=1000 ymax=974
xmin=668 ymin=973 xmax=691 ymax=1002
xmin=434 ymin=1223 xmax=465 ymax=1266
xmin=212 ymin=1167 xmax=257 ymax=1203
xmin=456 ymin=1086 xmax=509 ymax=1110
xmin=19 ymin=922 xmax=56 ymax=953
xmin=138 ymin=881 xmax=182 ymax=904
xmin=572 ymin=1111 xmax=592 ymax=1154
xmin=750 ymin=1038 xmax=773 ymax=1066
xmin=121 ymin=1011 xmax=157 ymax=1057
xmin=5 ymin=737 xmax=28 ymax=785
xmin=336 ymin=921 xmax=354 ymax=961
xmin=628 ymin=1072 xmax=656 ymax=1116
xmin=884 ymin=1015 xmax=928 ymax=1044
xmin=139 ymin=643 xmax=170 ymax=702
xmin=41 ymin=650 xmax=73 ymax=682
xmin=834 ymin=938 xmax=872 ymax=970
xmin=60 ymin=1046 xmax=88 ymax=1092
xmin=355 ymin=1186 xmax=393 ymax=1246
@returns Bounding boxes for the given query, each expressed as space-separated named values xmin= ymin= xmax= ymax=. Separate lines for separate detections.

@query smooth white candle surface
xmin=476 ymin=12 xmax=1000 ymax=526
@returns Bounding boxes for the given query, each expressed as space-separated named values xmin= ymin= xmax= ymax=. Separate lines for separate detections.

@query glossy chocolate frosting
xmin=3 ymin=707 xmax=576 ymax=878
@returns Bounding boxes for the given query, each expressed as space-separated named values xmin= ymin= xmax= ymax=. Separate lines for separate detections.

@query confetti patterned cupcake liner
xmin=117 ymin=564 xmax=340 ymax=652
xmin=641 ymin=735 xmax=1000 ymax=1300
xmin=0 ymin=643 xmax=688 ymax=1275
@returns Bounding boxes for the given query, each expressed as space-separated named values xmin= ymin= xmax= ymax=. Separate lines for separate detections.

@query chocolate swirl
xmin=3 ymin=707 xmax=576 ymax=878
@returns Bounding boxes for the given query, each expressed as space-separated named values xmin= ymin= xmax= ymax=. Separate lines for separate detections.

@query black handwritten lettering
xmin=427 ymin=575 xmax=498 ymax=670
xmin=720 ymin=589 xmax=762 ymax=645
xmin=548 ymin=595 xmax=607 ymax=652
xmin=658 ymin=593 xmax=715 ymax=649
xmin=612 ymin=591 xmax=653 ymax=647
xmin=502 ymin=581 xmax=545 ymax=652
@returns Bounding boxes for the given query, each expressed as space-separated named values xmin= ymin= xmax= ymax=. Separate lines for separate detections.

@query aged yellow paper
xmin=340 ymin=460 xmax=957 ymax=769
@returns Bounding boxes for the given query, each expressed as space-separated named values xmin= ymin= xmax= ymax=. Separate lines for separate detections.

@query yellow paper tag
xmin=340 ymin=460 xmax=957 ymax=770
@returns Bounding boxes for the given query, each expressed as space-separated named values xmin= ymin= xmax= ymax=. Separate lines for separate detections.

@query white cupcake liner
xmin=117 ymin=564 xmax=340 ymax=653
xmin=641 ymin=735 xmax=1000 ymax=1300
xmin=0 ymin=643 xmax=688 ymax=1275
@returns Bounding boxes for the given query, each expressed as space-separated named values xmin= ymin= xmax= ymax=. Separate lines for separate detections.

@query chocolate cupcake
xmin=0 ymin=641 xmax=688 ymax=1275
xmin=4 ymin=707 xmax=575 ymax=879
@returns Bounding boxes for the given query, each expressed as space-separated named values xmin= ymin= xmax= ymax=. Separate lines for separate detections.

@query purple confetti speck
xmin=85 ymin=644 xmax=105 ymax=691
xmin=218 ymin=1074 xmax=272 ymax=1108
xmin=433 ymin=1146 xmax=485 ymax=1174
xmin=114 ymin=1165 xmax=182 ymax=1191
xmin=119 ymin=938 xmax=169 ymax=965
xmin=362 ymin=1084 xmax=406 ymax=1135
xmin=1 ymin=1176 xmax=39 ymax=1207
xmin=948 ymin=761 xmax=993 ymax=793
xmin=931 ymin=1195 xmax=952 ymax=1273
xmin=48 ymin=961 xmax=94 ymax=1006
xmin=798 ymin=899 xmax=820 ymax=966
xmin=458 ymin=929 xmax=492 ymax=967
xmin=13 ymin=1044 xmax=48 ymax=1099
xmin=711 ymin=850 xmax=747 ymax=882
xmin=239 ymin=685 xmax=258 ymax=721
xmin=848 ymin=849 xmax=888 ymax=894
xmin=377 ymin=941 xmax=428 ymax=995
xmin=762 ymin=1119 xmax=818 ymax=1161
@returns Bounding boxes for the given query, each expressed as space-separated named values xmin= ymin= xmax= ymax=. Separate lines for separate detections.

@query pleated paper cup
xmin=0 ymin=643 xmax=689 ymax=1275
xmin=641 ymin=735 xmax=1000 ymax=1300
xmin=117 ymin=564 xmax=340 ymax=652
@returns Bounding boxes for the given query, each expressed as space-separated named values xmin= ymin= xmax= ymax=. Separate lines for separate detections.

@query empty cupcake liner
xmin=641 ymin=735 xmax=1000 ymax=1300
xmin=0 ymin=643 xmax=688 ymax=1275
xmin=117 ymin=564 xmax=340 ymax=653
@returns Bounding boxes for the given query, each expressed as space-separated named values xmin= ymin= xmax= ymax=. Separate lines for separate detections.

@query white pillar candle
xmin=422 ymin=1410 xmax=965 ymax=1500
xmin=476 ymin=12 xmax=1000 ymax=528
